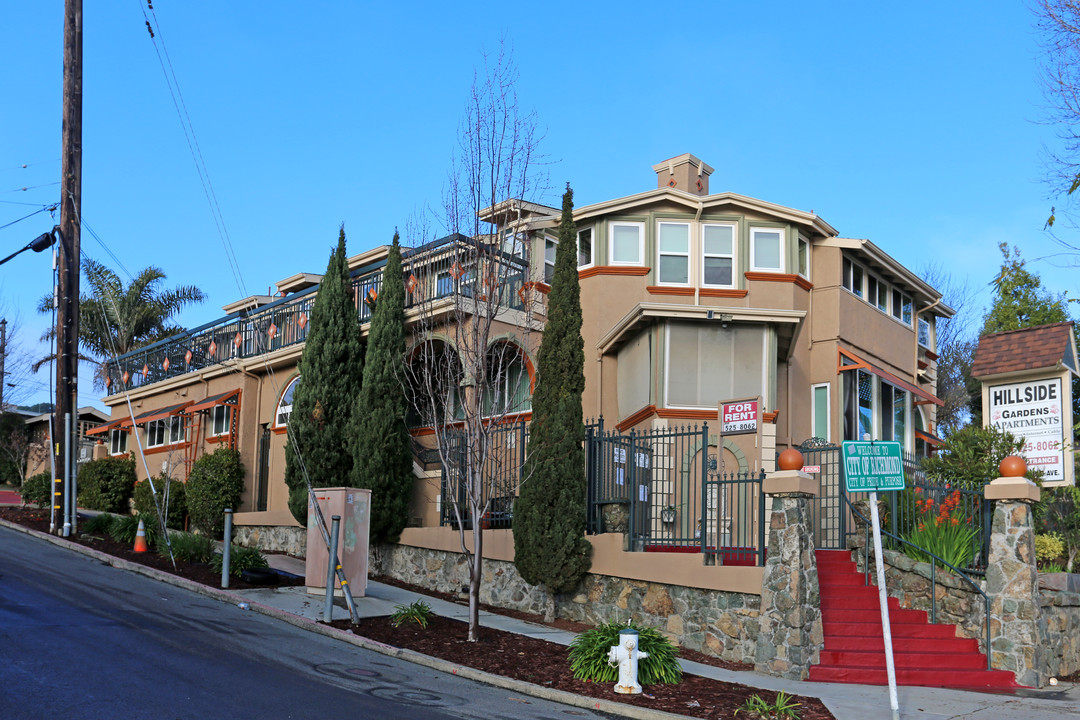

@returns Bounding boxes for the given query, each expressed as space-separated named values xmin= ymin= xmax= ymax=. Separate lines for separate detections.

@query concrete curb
xmin=0 ymin=517 xmax=697 ymax=720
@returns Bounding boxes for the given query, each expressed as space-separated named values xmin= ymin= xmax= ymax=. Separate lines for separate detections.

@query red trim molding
xmin=579 ymin=266 xmax=651 ymax=280
xmin=646 ymin=286 xmax=695 ymax=296
xmin=744 ymin=272 xmax=813 ymax=291
xmin=699 ymin=288 xmax=749 ymax=299
xmin=522 ymin=281 xmax=550 ymax=295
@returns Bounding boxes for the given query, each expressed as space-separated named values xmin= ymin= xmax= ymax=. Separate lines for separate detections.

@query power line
xmin=0 ymin=204 xmax=59 ymax=232
xmin=2 ymin=182 xmax=61 ymax=194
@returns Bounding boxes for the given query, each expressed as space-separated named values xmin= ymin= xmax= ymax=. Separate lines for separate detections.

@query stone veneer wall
xmin=849 ymin=538 xmax=986 ymax=647
xmin=234 ymin=525 xmax=306 ymax=557
xmin=1039 ymin=586 xmax=1080 ymax=679
xmin=370 ymin=542 xmax=762 ymax=665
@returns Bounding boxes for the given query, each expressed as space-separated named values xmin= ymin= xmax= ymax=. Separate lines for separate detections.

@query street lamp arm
xmin=0 ymin=228 xmax=59 ymax=267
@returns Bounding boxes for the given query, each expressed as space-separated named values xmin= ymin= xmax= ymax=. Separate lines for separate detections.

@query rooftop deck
xmin=103 ymin=234 xmax=529 ymax=393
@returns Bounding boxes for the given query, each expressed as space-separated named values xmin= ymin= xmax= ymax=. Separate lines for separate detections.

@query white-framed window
xmin=797 ymin=236 xmax=810 ymax=278
xmin=544 ymin=236 xmax=557 ymax=284
xmin=609 ymin=222 xmax=644 ymax=265
xmin=702 ymin=223 xmax=735 ymax=287
xmin=867 ymin=274 xmax=887 ymax=312
xmin=501 ymin=229 xmax=527 ymax=259
xmin=109 ymin=428 xmax=128 ymax=455
xmin=210 ymin=404 xmax=232 ymax=436
xmin=750 ymin=227 xmax=784 ymax=272
xmin=842 ymin=257 xmax=864 ymax=298
xmin=918 ymin=316 xmax=934 ymax=350
xmin=812 ymin=383 xmax=830 ymax=441
xmin=577 ymin=227 xmax=593 ymax=269
xmin=657 ymin=222 xmax=690 ymax=284
xmin=147 ymin=416 xmax=185 ymax=448
xmin=276 ymin=376 xmax=299 ymax=427
xmin=891 ymin=288 xmax=913 ymax=325
xmin=481 ymin=343 xmax=532 ymax=417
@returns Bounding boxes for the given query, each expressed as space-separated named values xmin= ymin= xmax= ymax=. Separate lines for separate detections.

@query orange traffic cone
xmin=134 ymin=519 xmax=149 ymax=553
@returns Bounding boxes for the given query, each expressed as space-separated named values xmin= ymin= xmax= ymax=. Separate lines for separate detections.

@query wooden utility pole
xmin=54 ymin=0 xmax=82 ymax=536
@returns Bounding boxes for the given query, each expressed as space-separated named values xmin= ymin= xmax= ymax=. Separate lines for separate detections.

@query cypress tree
xmin=284 ymin=226 xmax=365 ymax=522
xmin=351 ymin=233 xmax=413 ymax=543
xmin=513 ymin=184 xmax=592 ymax=598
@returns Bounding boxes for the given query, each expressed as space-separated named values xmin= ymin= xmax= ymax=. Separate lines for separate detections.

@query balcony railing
xmin=104 ymin=234 xmax=529 ymax=392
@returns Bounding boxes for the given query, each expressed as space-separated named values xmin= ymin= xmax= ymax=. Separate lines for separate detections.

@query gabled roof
xmin=971 ymin=322 xmax=1079 ymax=379
xmin=573 ymin=186 xmax=839 ymax=238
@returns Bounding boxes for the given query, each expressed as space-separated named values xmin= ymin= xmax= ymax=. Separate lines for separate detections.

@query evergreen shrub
xmin=77 ymin=455 xmax=136 ymax=513
xmin=186 ymin=447 xmax=244 ymax=539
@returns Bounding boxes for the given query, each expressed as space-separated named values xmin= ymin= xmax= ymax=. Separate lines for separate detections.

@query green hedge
xmin=187 ymin=447 xmax=244 ymax=539
xmin=77 ymin=455 xmax=136 ymax=513
xmin=133 ymin=474 xmax=187 ymax=529
xmin=21 ymin=471 xmax=52 ymax=508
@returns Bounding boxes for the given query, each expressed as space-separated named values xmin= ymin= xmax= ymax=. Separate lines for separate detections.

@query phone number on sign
xmin=1022 ymin=440 xmax=1060 ymax=452
xmin=724 ymin=422 xmax=756 ymax=432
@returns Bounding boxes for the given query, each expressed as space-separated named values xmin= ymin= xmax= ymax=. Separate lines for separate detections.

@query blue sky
xmin=1 ymin=1 xmax=1076 ymax=409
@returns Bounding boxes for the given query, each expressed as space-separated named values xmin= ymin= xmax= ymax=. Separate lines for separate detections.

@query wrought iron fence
xmin=104 ymin=234 xmax=529 ymax=391
xmin=439 ymin=418 xmax=527 ymax=530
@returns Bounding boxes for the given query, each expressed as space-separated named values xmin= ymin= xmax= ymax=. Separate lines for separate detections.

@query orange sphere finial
xmin=999 ymin=455 xmax=1027 ymax=478
xmin=778 ymin=448 xmax=804 ymax=472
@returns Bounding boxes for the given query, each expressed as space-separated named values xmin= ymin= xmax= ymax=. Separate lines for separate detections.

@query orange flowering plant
xmin=901 ymin=489 xmax=977 ymax=571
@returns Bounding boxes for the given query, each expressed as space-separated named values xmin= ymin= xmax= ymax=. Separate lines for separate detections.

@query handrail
xmin=842 ymin=493 xmax=992 ymax=671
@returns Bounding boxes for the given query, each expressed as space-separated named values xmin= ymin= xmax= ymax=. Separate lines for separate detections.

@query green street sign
xmin=842 ymin=441 xmax=905 ymax=492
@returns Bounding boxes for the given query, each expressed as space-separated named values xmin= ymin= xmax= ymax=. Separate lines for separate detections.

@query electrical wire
xmin=0 ymin=204 xmax=59 ymax=232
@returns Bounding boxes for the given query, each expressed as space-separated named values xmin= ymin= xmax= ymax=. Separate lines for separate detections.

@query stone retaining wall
xmin=371 ymin=542 xmax=762 ymax=665
xmin=234 ymin=525 xmax=306 ymax=557
xmin=1039 ymin=587 xmax=1080 ymax=679
xmin=849 ymin=537 xmax=986 ymax=648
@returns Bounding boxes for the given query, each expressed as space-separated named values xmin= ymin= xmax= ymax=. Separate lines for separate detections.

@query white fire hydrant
xmin=608 ymin=628 xmax=649 ymax=694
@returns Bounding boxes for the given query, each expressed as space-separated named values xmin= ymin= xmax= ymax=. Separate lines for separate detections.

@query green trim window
xmin=750 ymin=227 xmax=784 ymax=272
xmin=544 ymin=236 xmax=557 ymax=284
xmin=702 ymin=223 xmax=735 ymax=287
xmin=812 ymin=383 xmax=830 ymax=441
xmin=798 ymin=236 xmax=810 ymax=278
xmin=657 ymin=222 xmax=690 ymax=284
xmin=609 ymin=222 xmax=644 ymax=265
xmin=577 ymin=227 xmax=593 ymax=269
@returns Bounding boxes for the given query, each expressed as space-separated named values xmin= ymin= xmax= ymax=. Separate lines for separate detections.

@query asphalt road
xmin=0 ymin=525 xmax=611 ymax=720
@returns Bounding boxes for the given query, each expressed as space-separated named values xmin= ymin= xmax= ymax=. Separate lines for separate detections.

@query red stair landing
xmin=808 ymin=549 xmax=1018 ymax=690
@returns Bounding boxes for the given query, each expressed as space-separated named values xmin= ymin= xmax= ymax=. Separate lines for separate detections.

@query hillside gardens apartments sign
xmin=843 ymin=439 xmax=905 ymax=717
xmin=986 ymin=377 xmax=1069 ymax=484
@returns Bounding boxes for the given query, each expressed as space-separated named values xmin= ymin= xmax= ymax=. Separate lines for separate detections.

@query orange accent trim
xmin=522 ymin=281 xmax=550 ymax=295
xmin=143 ymin=442 xmax=191 ymax=456
xmin=744 ymin=271 xmax=813 ymax=291
xmin=207 ymin=433 xmax=231 ymax=445
xmin=657 ymin=408 xmax=719 ymax=421
xmin=578 ymin=266 xmax=651 ymax=280
xmin=923 ymin=349 xmax=939 ymax=361
xmin=272 ymin=426 xmax=288 ymax=436
xmin=837 ymin=346 xmax=944 ymax=406
xmin=408 ymin=412 xmax=534 ymax=438
xmin=646 ymin=286 xmax=695 ymax=296
xmin=699 ymin=288 xmax=748 ymax=299
xmin=836 ymin=347 xmax=872 ymax=374
xmin=763 ymin=411 xmax=779 ymax=423
xmin=617 ymin=405 xmax=658 ymax=431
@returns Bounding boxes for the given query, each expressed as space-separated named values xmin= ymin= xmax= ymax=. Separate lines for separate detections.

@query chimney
xmin=652 ymin=153 xmax=714 ymax=196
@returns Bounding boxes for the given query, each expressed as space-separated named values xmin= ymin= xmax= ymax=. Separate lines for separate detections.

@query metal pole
xmin=62 ymin=412 xmax=71 ymax=536
xmin=870 ymin=491 xmax=900 ymax=719
xmin=323 ymin=515 xmax=341 ymax=623
xmin=221 ymin=509 xmax=232 ymax=588
xmin=0 ymin=318 xmax=6 ymax=409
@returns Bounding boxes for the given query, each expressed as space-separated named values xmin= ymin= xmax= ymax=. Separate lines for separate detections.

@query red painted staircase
xmin=808 ymin=550 xmax=1018 ymax=689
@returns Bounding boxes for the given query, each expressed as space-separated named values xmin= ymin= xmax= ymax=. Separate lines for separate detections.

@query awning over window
xmin=86 ymin=417 xmax=130 ymax=436
xmin=131 ymin=402 xmax=192 ymax=426
xmin=837 ymin=347 xmax=944 ymax=407
xmin=916 ymin=430 xmax=943 ymax=447
xmin=186 ymin=389 xmax=240 ymax=413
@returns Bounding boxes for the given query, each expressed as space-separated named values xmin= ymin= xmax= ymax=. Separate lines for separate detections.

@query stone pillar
xmin=754 ymin=449 xmax=823 ymax=679
xmin=984 ymin=456 xmax=1045 ymax=688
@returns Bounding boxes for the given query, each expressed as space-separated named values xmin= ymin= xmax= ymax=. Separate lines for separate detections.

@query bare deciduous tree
xmin=403 ymin=44 xmax=549 ymax=642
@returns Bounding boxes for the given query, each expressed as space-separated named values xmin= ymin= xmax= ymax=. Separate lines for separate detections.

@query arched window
xmin=275 ymin=375 xmax=300 ymax=428
xmin=482 ymin=342 xmax=532 ymax=417
xmin=406 ymin=341 xmax=464 ymax=427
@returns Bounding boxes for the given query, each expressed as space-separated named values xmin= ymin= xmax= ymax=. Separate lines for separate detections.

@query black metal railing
xmin=104 ymin=234 xmax=529 ymax=391
xmin=439 ymin=418 xmax=528 ymax=530
xmin=844 ymin=493 xmax=992 ymax=669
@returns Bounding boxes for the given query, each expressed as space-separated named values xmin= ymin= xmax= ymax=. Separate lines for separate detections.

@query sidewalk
xmin=249 ymin=554 xmax=1080 ymax=720
xmin=2 ymin=515 xmax=1077 ymax=720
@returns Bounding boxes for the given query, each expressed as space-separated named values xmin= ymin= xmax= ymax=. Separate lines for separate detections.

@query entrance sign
xmin=842 ymin=441 xmax=905 ymax=493
xmin=721 ymin=400 xmax=758 ymax=434
xmin=986 ymin=378 xmax=1066 ymax=483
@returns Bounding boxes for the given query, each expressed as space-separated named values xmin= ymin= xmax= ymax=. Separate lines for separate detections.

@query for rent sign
xmin=721 ymin=400 xmax=759 ymax=434
xmin=987 ymin=378 xmax=1067 ymax=483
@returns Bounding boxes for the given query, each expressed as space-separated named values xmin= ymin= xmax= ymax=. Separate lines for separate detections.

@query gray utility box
xmin=304 ymin=487 xmax=370 ymax=597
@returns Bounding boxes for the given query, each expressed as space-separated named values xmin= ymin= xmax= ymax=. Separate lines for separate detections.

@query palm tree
xmin=36 ymin=258 xmax=206 ymax=389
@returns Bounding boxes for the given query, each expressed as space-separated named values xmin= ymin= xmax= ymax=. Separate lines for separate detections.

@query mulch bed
xmin=326 ymin=614 xmax=834 ymax=719
xmin=2 ymin=506 xmax=834 ymax=719
xmin=0 ymin=507 xmax=304 ymax=591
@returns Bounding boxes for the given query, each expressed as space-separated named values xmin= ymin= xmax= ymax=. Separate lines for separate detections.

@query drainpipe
xmin=596 ymin=352 xmax=603 ymax=419
xmin=694 ymin=198 xmax=704 ymax=307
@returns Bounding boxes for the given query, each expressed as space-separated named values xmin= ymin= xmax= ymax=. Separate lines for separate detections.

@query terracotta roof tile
xmin=970 ymin=322 xmax=1076 ymax=378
